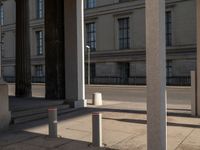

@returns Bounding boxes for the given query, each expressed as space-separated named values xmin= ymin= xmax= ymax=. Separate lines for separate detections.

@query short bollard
xmin=92 ymin=112 xmax=102 ymax=147
xmin=191 ymin=71 xmax=197 ymax=116
xmin=92 ymin=93 xmax=103 ymax=106
xmin=48 ymin=108 xmax=58 ymax=138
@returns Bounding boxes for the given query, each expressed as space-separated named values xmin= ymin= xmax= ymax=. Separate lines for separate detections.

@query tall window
xmin=118 ymin=18 xmax=130 ymax=49
xmin=0 ymin=5 xmax=4 ymax=25
xmin=86 ymin=22 xmax=96 ymax=51
xmin=166 ymin=11 xmax=172 ymax=46
xmin=86 ymin=0 xmax=96 ymax=9
xmin=35 ymin=65 xmax=43 ymax=77
xmin=36 ymin=0 xmax=44 ymax=19
xmin=167 ymin=60 xmax=172 ymax=77
xmin=36 ymin=31 xmax=44 ymax=55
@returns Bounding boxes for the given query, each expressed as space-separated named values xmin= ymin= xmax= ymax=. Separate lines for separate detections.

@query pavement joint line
xmin=24 ymin=136 xmax=74 ymax=149
xmin=102 ymin=127 xmax=144 ymax=135
xmin=65 ymin=128 xmax=91 ymax=133
xmin=0 ymin=134 xmax=40 ymax=147
xmin=110 ymin=134 xmax=134 ymax=148
xmin=52 ymin=139 xmax=75 ymax=149
xmin=111 ymin=132 xmax=145 ymax=148
xmin=174 ymin=128 xmax=195 ymax=150
xmin=3 ymin=142 xmax=46 ymax=149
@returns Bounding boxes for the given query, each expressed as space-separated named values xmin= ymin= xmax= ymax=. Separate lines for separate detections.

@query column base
xmin=0 ymin=80 xmax=11 ymax=131
xmin=0 ymin=113 xmax=11 ymax=131
xmin=66 ymin=99 xmax=87 ymax=108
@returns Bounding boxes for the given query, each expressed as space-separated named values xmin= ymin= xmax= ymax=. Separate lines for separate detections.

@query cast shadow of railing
xmin=0 ymin=131 xmax=113 ymax=150
xmin=102 ymin=117 xmax=200 ymax=129
xmin=10 ymin=106 xmax=200 ymax=133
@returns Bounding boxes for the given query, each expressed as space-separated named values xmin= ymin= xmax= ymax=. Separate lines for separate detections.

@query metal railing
xmin=3 ymin=75 xmax=190 ymax=86
xmin=90 ymin=76 xmax=191 ymax=86
xmin=3 ymin=76 xmax=45 ymax=83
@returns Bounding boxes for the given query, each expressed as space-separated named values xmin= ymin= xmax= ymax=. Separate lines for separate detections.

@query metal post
xmin=92 ymin=112 xmax=102 ymax=147
xmin=0 ymin=1 xmax=3 ymax=79
xmin=197 ymin=0 xmax=200 ymax=117
xmin=86 ymin=45 xmax=90 ymax=85
xmin=48 ymin=108 xmax=58 ymax=138
xmin=191 ymin=71 xmax=197 ymax=116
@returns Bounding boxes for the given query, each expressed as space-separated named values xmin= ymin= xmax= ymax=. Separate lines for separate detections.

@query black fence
xmin=3 ymin=76 xmax=45 ymax=83
xmin=90 ymin=76 xmax=191 ymax=86
xmin=4 ymin=76 xmax=191 ymax=86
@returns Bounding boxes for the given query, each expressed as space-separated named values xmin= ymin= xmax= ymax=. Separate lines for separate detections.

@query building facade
xmin=0 ymin=0 xmax=197 ymax=85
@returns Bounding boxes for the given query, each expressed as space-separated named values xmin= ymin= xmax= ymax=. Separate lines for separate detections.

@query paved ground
xmin=0 ymin=84 xmax=199 ymax=150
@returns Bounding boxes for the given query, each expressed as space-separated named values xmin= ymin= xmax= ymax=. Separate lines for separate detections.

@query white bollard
xmin=48 ymin=108 xmax=58 ymax=138
xmin=92 ymin=112 xmax=103 ymax=147
xmin=191 ymin=71 xmax=197 ymax=116
xmin=92 ymin=93 xmax=103 ymax=106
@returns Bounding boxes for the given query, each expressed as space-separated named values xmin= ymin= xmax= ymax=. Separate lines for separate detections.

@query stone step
xmin=11 ymin=105 xmax=76 ymax=124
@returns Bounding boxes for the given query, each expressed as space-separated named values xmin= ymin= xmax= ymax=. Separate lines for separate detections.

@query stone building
xmin=0 ymin=0 xmax=197 ymax=85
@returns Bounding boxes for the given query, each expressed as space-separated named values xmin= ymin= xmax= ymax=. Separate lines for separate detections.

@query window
xmin=0 ymin=5 xmax=4 ymax=25
xmin=86 ymin=0 xmax=96 ymax=9
xmin=119 ymin=0 xmax=132 ymax=2
xmin=166 ymin=11 xmax=172 ymax=46
xmin=90 ymin=63 xmax=96 ymax=78
xmin=86 ymin=22 xmax=96 ymax=51
xmin=118 ymin=18 xmax=130 ymax=49
xmin=35 ymin=65 xmax=43 ymax=77
xmin=167 ymin=60 xmax=172 ymax=77
xmin=36 ymin=0 xmax=44 ymax=19
xmin=36 ymin=31 xmax=44 ymax=56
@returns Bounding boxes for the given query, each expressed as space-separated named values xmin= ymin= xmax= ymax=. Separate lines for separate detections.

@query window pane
xmin=36 ymin=0 xmax=44 ymax=19
xmin=86 ymin=22 xmax=96 ymax=51
xmin=118 ymin=18 xmax=130 ymax=49
xmin=86 ymin=0 xmax=96 ymax=9
xmin=166 ymin=11 xmax=172 ymax=46
xmin=0 ymin=6 xmax=4 ymax=25
xmin=36 ymin=31 xmax=44 ymax=55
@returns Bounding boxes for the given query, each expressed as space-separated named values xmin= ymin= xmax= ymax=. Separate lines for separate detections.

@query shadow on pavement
xmin=0 ymin=130 xmax=115 ymax=150
xmin=102 ymin=117 xmax=200 ymax=129
xmin=10 ymin=106 xmax=200 ymax=133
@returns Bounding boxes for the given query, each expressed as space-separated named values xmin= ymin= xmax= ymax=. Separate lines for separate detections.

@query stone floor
xmin=0 ymin=100 xmax=200 ymax=150
xmin=0 ymin=84 xmax=199 ymax=150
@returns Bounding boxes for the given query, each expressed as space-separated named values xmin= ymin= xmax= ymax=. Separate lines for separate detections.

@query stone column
xmin=0 ymin=82 xmax=11 ymax=131
xmin=45 ymin=0 xmax=65 ymax=100
xmin=0 ymin=2 xmax=2 ymax=79
xmin=197 ymin=0 xmax=200 ymax=116
xmin=146 ymin=0 xmax=167 ymax=149
xmin=64 ymin=0 xmax=86 ymax=108
xmin=15 ymin=0 xmax=32 ymax=97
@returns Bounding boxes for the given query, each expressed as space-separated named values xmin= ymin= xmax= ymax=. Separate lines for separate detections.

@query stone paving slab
xmin=2 ymin=107 xmax=199 ymax=150
xmin=0 ymin=131 xmax=39 ymax=147
xmin=2 ymin=85 xmax=200 ymax=150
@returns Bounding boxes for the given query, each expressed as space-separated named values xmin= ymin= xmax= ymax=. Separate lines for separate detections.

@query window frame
xmin=86 ymin=22 xmax=96 ymax=51
xmin=118 ymin=17 xmax=130 ymax=50
xmin=35 ymin=30 xmax=44 ymax=56
xmin=166 ymin=10 xmax=173 ymax=47
xmin=85 ymin=0 xmax=96 ymax=9
xmin=0 ymin=5 xmax=4 ymax=25
xmin=35 ymin=65 xmax=44 ymax=77
xmin=36 ymin=0 xmax=44 ymax=19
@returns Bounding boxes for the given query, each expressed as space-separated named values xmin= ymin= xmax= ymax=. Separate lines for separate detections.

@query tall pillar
xmin=64 ymin=0 xmax=86 ymax=108
xmin=146 ymin=0 xmax=167 ymax=149
xmin=15 ymin=0 xmax=32 ymax=97
xmin=45 ymin=0 xmax=65 ymax=100
xmin=197 ymin=0 xmax=200 ymax=116
xmin=0 ymin=1 xmax=3 ymax=79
